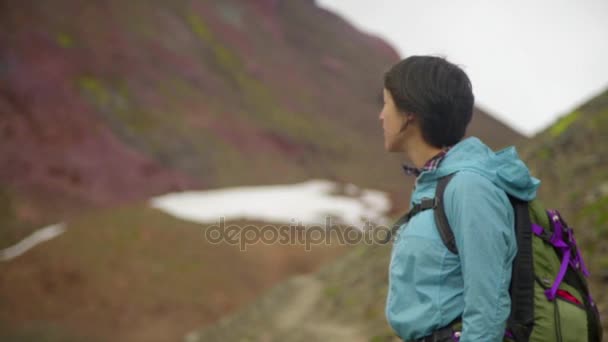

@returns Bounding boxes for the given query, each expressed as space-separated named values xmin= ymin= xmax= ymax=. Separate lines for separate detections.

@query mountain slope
xmin=0 ymin=205 xmax=349 ymax=342
xmin=1 ymin=0 xmax=523 ymax=240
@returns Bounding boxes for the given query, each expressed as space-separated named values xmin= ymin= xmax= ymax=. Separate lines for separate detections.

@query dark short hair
xmin=384 ymin=56 xmax=474 ymax=148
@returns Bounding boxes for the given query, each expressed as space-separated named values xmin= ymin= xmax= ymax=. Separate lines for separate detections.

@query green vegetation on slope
xmin=550 ymin=110 xmax=580 ymax=137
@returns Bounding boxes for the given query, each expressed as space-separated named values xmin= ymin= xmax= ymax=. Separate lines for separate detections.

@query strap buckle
xmin=419 ymin=197 xmax=438 ymax=210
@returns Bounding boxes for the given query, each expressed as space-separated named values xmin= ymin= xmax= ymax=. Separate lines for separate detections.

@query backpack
xmin=387 ymin=173 xmax=603 ymax=342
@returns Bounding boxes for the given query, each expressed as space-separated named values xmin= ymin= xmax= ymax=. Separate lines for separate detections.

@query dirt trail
xmin=274 ymin=275 xmax=322 ymax=330
xmin=272 ymin=275 xmax=365 ymax=342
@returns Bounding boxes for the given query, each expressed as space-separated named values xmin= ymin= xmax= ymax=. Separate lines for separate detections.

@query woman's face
xmin=380 ymin=88 xmax=407 ymax=152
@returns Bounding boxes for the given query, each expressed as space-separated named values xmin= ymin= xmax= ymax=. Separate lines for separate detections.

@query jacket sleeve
xmin=444 ymin=171 xmax=517 ymax=342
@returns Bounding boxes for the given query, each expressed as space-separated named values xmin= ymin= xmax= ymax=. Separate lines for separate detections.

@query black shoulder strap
xmin=383 ymin=197 xmax=437 ymax=244
xmin=506 ymin=195 xmax=535 ymax=341
xmin=434 ymin=173 xmax=535 ymax=341
xmin=434 ymin=173 xmax=458 ymax=254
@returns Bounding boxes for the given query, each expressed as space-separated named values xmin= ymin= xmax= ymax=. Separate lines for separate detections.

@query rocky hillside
xmin=0 ymin=0 xmax=522 ymax=245
xmin=188 ymin=88 xmax=608 ymax=341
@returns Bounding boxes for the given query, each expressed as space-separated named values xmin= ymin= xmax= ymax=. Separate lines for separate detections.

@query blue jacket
xmin=385 ymin=137 xmax=540 ymax=341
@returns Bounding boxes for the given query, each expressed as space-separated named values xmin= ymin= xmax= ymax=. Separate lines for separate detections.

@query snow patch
xmin=1 ymin=223 xmax=67 ymax=261
xmin=150 ymin=179 xmax=390 ymax=228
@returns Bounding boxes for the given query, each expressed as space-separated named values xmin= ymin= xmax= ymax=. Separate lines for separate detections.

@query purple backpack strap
xmin=540 ymin=210 xmax=591 ymax=301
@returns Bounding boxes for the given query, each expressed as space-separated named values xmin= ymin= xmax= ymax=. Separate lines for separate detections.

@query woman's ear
xmin=399 ymin=114 xmax=415 ymax=132
xmin=399 ymin=119 xmax=410 ymax=133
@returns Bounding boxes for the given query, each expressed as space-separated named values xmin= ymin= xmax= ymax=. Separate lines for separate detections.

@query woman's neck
xmin=405 ymin=139 xmax=444 ymax=168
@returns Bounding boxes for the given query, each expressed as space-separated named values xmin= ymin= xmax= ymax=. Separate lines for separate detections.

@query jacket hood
xmin=418 ymin=136 xmax=540 ymax=201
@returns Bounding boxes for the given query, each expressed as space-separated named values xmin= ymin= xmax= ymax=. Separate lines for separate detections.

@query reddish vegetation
xmin=0 ymin=21 xmax=199 ymax=223
xmin=208 ymin=113 xmax=314 ymax=157
xmin=249 ymin=0 xmax=284 ymax=40
xmin=0 ymin=0 xmax=406 ymax=218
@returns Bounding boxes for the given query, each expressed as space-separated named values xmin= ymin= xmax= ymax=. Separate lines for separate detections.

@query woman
xmin=380 ymin=56 xmax=540 ymax=341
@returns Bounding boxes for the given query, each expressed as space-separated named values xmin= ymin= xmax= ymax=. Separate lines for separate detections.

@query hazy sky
xmin=317 ymin=0 xmax=608 ymax=136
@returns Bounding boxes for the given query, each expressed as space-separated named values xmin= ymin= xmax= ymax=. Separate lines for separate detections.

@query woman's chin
xmin=385 ymin=141 xmax=402 ymax=152
xmin=384 ymin=142 xmax=392 ymax=151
